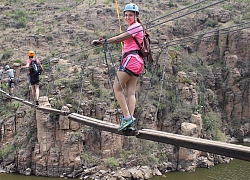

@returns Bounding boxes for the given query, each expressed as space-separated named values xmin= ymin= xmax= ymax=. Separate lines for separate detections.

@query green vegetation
xmin=38 ymin=27 xmax=46 ymax=33
xmin=39 ymin=0 xmax=45 ymax=4
xmin=46 ymin=34 xmax=53 ymax=41
xmin=104 ymin=157 xmax=119 ymax=169
xmin=169 ymin=0 xmax=178 ymax=7
xmin=0 ymin=0 xmax=248 ymax=173
xmin=202 ymin=112 xmax=223 ymax=140
xmin=1 ymin=49 xmax=13 ymax=59
xmin=205 ymin=18 xmax=219 ymax=27
xmin=10 ymin=101 xmax=21 ymax=110
xmin=13 ymin=10 xmax=27 ymax=20
xmin=16 ymin=16 xmax=27 ymax=28
xmin=13 ymin=10 xmax=27 ymax=28
xmin=14 ymin=59 xmax=22 ymax=64
xmin=104 ymin=0 xmax=111 ymax=5
xmin=0 ymin=144 xmax=14 ymax=159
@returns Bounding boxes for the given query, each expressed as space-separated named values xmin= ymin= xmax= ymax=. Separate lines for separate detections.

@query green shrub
xmin=38 ymin=27 xmax=46 ymax=33
xmin=14 ymin=59 xmax=22 ymax=64
xmin=202 ymin=112 xmax=222 ymax=139
xmin=77 ymin=53 xmax=89 ymax=61
xmin=13 ymin=10 xmax=27 ymax=20
xmin=2 ymin=49 xmax=13 ymax=59
xmin=104 ymin=0 xmax=111 ymax=5
xmin=104 ymin=157 xmax=119 ymax=169
xmin=16 ymin=16 xmax=27 ymax=28
xmin=205 ymin=18 xmax=218 ymax=27
xmin=39 ymin=0 xmax=45 ymax=4
xmin=149 ymin=155 xmax=159 ymax=164
xmin=94 ymin=88 xmax=101 ymax=98
xmin=0 ymin=144 xmax=14 ymax=159
xmin=92 ymin=80 xmax=99 ymax=88
xmin=11 ymin=101 xmax=21 ymax=110
xmin=93 ymin=46 xmax=103 ymax=55
xmin=46 ymin=34 xmax=53 ymax=41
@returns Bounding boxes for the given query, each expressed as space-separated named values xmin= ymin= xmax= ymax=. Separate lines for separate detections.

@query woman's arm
xmin=91 ymin=32 xmax=132 ymax=46
xmin=21 ymin=61 xmax=30 ymax=69
xmin=107 ymin=32 xmax=131 ymax=44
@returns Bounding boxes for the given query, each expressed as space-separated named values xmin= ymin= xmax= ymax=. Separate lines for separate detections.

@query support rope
xmin=46 ymin=59 xmax=53 ymax=97
xmin=77 ymin=61 xmax=87 ymax=114
xmin=102 ymin=40 xmax=133 ymax=126
xmin=115 ymin=0 xmax=123 ymax=49
xmin=62 ymin=0 xmax=226 ymax=58
xmin=136 ymin=47 xmax=165 ymax=129
xmin=153 ymin=44 xmax=168 ymax=129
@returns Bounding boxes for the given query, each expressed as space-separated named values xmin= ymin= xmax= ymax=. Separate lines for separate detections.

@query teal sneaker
xmin=118 ymin=117 xmax=125 ymax=130
xmin=118 ymin=116 xmax=135 ymax=131
xmin=125 ymin=116 xmax=136 ymax=130
xmin=126 ymin=124 xmax=134 ymax=130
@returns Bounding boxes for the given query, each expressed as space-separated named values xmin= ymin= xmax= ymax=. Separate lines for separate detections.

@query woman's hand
xmin=91 ymin=39 xmax=102 ymax=46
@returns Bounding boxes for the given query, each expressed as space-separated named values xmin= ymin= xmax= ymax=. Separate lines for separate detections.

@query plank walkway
xmin=1 ymin=89 xmax=250 ymax=161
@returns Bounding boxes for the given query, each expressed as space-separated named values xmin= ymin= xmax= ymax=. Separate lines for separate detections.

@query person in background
xmin=4 ymin=65 xmax=15 ymax=96
xmin=21 ymin=51 xmax=43 ymax=105
xmin=92 ymin=3 xmax=144 ymax=131
xmin=0 ymin=66 xmax=3 ymax=87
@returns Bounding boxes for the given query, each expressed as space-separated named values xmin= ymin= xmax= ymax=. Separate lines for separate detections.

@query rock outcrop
xmin=0 ymin=0 xmax=250 ymax=179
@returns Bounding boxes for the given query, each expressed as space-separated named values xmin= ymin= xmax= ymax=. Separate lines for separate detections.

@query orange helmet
xmin=28 ymin=51 xmax=35 ymax=57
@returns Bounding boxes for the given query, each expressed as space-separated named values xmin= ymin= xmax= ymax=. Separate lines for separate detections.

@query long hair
xmin=137 ymin=17 xmax=150 ymax=36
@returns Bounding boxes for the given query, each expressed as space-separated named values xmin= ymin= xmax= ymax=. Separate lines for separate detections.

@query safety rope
xmin=108 ymin=0 xmax=228 ymax=45
xmin=46 ymin=59 xmax=53 ymax=97
xmin=103 ymin=42 xmax=114 ymax=89
xmin=153 ymin=44 xmax=168 ymax=129
xmin=20 ymin=68 xmax=31 ymax=101
xmin=135 ymin=48 xmax=164 ymax=129
xmin=61 ymin=0 xmax=227 ymax=59
xmin=167 ymin=23 xmax=250 ymax=47
xmin=62 ymin=21 xmax=250 ymax=62
xmin=14 ymin=71 xmax=20 ymax=98
xmin=115 ymin=0 xmax=123 ymax=49
xmin=11 ymin=1 xmax=238 ymax=116
xmin=101 ymin=41 xmax=120 ymax=121
xmin=102 ymin=40 xmax=134 ymax=126
xmin=77 ymin=61 xmax=87 ymax=114
xmin=127 ymin=0 xmax=228 ymax=40
xmin=56 ymin=0 xmax=85 ymax=19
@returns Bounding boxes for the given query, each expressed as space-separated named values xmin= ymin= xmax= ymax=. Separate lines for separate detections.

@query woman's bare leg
xmin=34 ymin=84 xmax=39 ymax=101
xmin=126 ymin=75 xmax=138 ymax=116
xmin=31 ymin=85 xmax=36 ymax=101
xmin=113 ymin=71 xmax=131 ymax=117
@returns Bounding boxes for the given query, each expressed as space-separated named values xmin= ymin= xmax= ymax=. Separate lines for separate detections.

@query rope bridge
xmin=1 ymin=89 xmax=250 ymax=162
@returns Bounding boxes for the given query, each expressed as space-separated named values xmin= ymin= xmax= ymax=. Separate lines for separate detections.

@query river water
xmin=152 ymin=143 xmax=250 ymax=180
xmin=0 ymin=144 xmax=249 ymax=180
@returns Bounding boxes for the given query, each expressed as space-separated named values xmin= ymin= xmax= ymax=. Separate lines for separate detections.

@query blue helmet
xmin=5 ymin=65 xmax=9 ymax=70
xmin=123 ymin=3 xmax=139 ymax=15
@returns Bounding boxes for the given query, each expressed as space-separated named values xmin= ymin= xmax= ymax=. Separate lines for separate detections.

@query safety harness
xmin=119 ymin=50 xmax=143 ymax=77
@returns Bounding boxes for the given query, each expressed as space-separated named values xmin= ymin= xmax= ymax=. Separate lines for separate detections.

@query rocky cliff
xmin=0 ymin=0 xmax=250 ymax=179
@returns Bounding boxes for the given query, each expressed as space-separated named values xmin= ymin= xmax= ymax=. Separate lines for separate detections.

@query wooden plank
xmin=0 ymin=89 xmax=7 ymax=95
xmin=11 ymin=96 xmax=23 ymax=102
xmin=70 ymin=113 xmax=138 ymax=136
xmin=36 ymin=106 xmax=69 ymax=115
xmin=71 ymin=113 xmax=120 ymax=127
xmin=144 ymin=129 xmax=250 ymax=151
xmin=138 ymin=129 xmax=250 ymax=161
xmin=1 ymin=89 xmax=250 ymax=161
xmin=68 ymin=114 xmax=132 ymax=136
xmin=70 ymin=114 xmax=250 ymax=161
xmin=22 ymin=100 xmax=34 ymax=107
